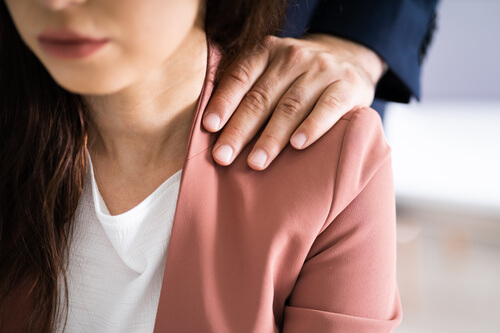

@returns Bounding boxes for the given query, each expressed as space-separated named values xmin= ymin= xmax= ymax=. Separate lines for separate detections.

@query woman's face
xmin=4 ymin=0 xmax=204 ymax=94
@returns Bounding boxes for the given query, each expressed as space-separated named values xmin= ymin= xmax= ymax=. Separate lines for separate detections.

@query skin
xmin=5 ymin=0 xmax=207 ymax=214
xmin=205 ymin=33 xmax=387 ymax=170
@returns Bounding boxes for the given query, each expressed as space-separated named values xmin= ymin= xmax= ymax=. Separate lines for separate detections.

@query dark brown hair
xmin=0 ymin=0 xmax=287 ymax=331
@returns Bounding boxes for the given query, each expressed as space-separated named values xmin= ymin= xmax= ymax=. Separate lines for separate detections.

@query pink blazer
xmin=2 ymin=41 xmax=401 ymax=332
xmin=152 ymin=42 xmax=402 ymax=332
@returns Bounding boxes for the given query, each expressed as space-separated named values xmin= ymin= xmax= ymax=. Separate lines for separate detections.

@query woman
xmin=0 ymin=0 xmax=401 ymax=332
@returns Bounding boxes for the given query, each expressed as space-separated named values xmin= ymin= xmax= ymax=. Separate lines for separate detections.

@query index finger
xmin=203 ymin=46 xmax=270 ymax=132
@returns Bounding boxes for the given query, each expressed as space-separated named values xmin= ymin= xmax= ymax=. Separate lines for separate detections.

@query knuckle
xmin=228 ymin=62 xmax=253 ymax=86
xmin=243 ymin=88 xmax=271 ymax=114
xmin=342 ymin=65 xmax=359 ymax=83
xmin=280 ymin=37 xmax=295 ymax=45
xmin=321 ymin=94 xmax=344 ymax=111
xmin=263 ymin=35 xmax=278 ymax=47
xmin=276 ymin=99 xmax=302 ymax=119
xmin=314 ymin=52 xmax=335 ymax=72
xmin=211 ymin=92 xmax=234 ymax=111
xmin=276 ymin=87 xmax=308 ymax=119
xmin=283 ymin=44 xmax=306 ymax=66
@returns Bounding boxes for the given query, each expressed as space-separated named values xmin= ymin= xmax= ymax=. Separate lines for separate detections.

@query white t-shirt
xmin=57 ymin=157 xmax=182 ymax=332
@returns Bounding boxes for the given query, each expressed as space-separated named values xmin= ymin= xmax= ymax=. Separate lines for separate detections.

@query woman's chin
xmin=52 ymin=75 xmax=126 ymax=96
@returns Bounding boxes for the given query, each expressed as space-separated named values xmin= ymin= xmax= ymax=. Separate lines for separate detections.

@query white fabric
xmin=58 ymin=157 xmax=182 ymax=332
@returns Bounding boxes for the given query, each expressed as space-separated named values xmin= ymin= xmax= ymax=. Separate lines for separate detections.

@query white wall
xmin=421 ymin=0 xmax=500 ymax=100
xmin=385 ymin=0 xmax=500 ymax=214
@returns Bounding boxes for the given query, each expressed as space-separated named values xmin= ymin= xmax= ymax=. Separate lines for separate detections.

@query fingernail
xmin=248 ymin=149 xmax=268 ymax=168
xmin=214 ymin=144 xmax=233 ymax=164
xmin=291 ymin=132 xmax=307 ymax=148
xmin=204 ymin=113 xmax=221 ymax=130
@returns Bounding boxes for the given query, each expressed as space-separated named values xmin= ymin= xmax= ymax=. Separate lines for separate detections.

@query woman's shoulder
xmin=252 ymin=105 xmax=390 ymax=190
xmin=333 ymin=106 xmax=392 ymax=196
xmin=181 ymin=105 xmax=391 ymax=235
xmin=322 ymin=106 xmax=392 ymax=226
xmin=207 ymin=106 xmax=391 ymax=228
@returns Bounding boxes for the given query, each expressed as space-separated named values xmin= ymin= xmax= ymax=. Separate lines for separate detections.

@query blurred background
xmin=383 ymin=0 xmax=500 ymax=331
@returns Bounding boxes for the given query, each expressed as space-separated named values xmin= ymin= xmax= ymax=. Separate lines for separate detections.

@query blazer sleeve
xmin=281 ymin=0 xmax=439 ymax=103
xmin=282 ymin=107 xmax=401 ymax=332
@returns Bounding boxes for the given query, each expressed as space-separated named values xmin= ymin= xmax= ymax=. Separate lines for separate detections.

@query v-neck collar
xmin=184 ymin=38 xmax=222 ymax=160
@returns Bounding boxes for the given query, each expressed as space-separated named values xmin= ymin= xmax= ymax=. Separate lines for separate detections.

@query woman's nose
xmin=36 ymin=0 xmax=87 ymax=11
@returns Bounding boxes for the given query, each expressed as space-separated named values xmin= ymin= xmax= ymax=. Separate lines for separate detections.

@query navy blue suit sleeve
xmin=280 ymin=0 xmax=439 ymax=103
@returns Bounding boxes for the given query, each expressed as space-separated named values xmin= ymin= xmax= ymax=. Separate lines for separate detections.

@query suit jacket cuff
xmin=304 ymin=0 xmax=439 ymax=103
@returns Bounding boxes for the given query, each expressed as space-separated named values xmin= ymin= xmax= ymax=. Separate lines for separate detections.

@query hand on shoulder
xmin=203 ymin=34 xmax=387 ymax=170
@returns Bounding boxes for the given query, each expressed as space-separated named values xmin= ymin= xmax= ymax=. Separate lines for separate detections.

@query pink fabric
xmin=153 ymin=40 xmax=401 ymax=332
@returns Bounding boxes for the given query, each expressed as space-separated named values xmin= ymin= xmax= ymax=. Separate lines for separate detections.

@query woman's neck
xmin=84 ymin=28 xmax=208 ymax=174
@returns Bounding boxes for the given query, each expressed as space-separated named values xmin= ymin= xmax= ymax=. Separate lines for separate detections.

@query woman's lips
xmin=38 ymin=29 xmax=109 ymax=59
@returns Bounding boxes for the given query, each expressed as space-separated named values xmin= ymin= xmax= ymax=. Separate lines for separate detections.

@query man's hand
xmin=203 ymin=34 xmax=387 ymax=170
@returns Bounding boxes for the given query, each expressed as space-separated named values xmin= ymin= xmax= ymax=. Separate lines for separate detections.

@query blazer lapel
xmin=153 ymin=38 xmax=223 ymax=331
